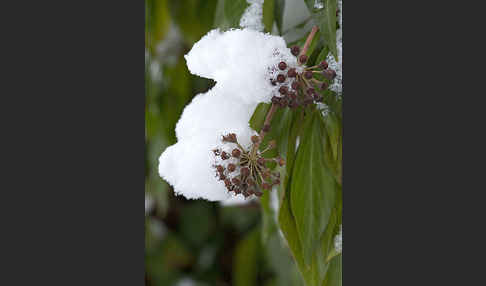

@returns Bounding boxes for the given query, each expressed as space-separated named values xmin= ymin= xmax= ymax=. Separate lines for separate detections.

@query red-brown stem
xmin=299 ymin=26 xmax=319 ymax=57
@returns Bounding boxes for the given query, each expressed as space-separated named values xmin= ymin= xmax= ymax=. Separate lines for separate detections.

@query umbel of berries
xmin=269 ymin=32 xmax=338 ymax=109
xmin=212 ymin=133 xmax=284 ymax=198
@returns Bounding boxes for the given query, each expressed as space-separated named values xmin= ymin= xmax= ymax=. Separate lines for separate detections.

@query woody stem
xmin=299 ymin=26 xmax=319 ymax=57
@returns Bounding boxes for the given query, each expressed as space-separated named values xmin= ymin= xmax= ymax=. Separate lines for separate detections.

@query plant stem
xmin=299 ymin=26 xmax=319 ymax=57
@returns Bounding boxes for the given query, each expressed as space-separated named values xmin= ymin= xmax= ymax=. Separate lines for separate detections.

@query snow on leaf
xmin=240 ymin=0 xmax=264 ymax=32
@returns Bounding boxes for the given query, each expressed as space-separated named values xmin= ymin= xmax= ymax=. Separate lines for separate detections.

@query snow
xmin=184 ymin=29 xmax=297 ymax=105
xmin=326 ymin=0 xmax=343 ymax=95
xmin=334 ymin=224 xmax=342 ymax=253
xmin=314 ymin=0 xmax=324 ymax=9
xmin=240 ymin=0 xmax=264 ymax=32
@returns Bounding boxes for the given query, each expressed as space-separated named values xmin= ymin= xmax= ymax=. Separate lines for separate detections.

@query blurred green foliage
xmin=145 ymin=0 xmax=339 ymax=285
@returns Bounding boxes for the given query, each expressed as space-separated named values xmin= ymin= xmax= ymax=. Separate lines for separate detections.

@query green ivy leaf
xmin=274 ymin=0 xmax=285 ymax=34
xmin=322 ymin=254 xmax=342 ymax=286
xmin=290 ymin=109 xmax=338 ymax=265
xmin=224 ymin=0 xmax=249 ymax=28
xmin=304 ymin=0 xmax=338 ymax=59
xmin=263 ymin=0 xmax=275 ymax=33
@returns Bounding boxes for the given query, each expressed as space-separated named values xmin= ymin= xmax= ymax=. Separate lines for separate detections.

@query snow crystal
xmin=240 ymin=0 xmax=264 ymax=32
xmin=326 ymin=0 xmax=342 ymax=95
xmin=334 ymin=224 xmax=342 ymax=253
xmin=184 ymin=29 xmax=297 ymax=105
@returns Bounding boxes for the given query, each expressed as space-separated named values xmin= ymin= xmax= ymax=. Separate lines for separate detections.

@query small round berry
xmin=299 ymin=54 xmax=308 ymax=64
xmin=304 ymin=70 xmax=313 ymax=79
xmin=227 ymin=163 xmax=236 ymax=172
xmin=304 ymin=94 xmax=314 ymax=105
xmin=288 ymin=92 xmax=297 ymax=100
xmin=323 ymin=69 xmax=337 ymax=80
xmin=291 ymin=46 xmax=300 ymax=56
xmin=278 ymin=61 xmax=287 ymax=70
xmin=287 ymin=68 xmax=297 ymax=78
xmin=278 ymin=157 xmax=285 ymax=166
xmin=232 ymin=148 xmax=241 ymax=158
xmin=223 ymin=133 xmax=237 ymax=143
xmin=262 ymin=182 xmax=271 ymax=190
xmin=291 ymin=81 xmax=300 ymax=90
xmin=277 ymin=74 xmax=286 ymax=83
xmin=263 ymin=124 xmax=271 ymax=132
xmin=279 ymin=86 xmax=288 ymax=95
xmin=224 ymin=178 xmax=231 ymax=186
xmin=257 ymin=157 xmax=266 ymax=165
xmin=251 ymin=135 xmax=260 ymax=144
xmin=221 ymin=151 xmax=230 ymax=160
xmin=216 ymin=165 xmax=224 ymax=173
xmin=319 ymin=60 xmax=328 ymax=69
xmin=241 ymin=167 xmax=250 ymax=177
xmin=271 ymin=96 xmax=281 ymax=104
xmin=232 ymin=177 xmax=241 ymax=185
xmin=320 ymin=82 xmax=328 ymax=90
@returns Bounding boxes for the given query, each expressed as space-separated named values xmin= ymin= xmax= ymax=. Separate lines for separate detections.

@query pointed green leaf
xmin=304 ymin=0 xmax=338 ymax=59
xmin=274 ymin=0 xmax=285 ymax=34
xmin=263 ymin=0 xmax=275 ymax=33
xmin=290 ymin=109 xmax=338 ymax=264
xmin=224 ymin=0 xmax=249 ymax=28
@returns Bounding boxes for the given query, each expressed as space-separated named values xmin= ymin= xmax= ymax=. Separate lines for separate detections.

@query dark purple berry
xmin=288 ymin=91 xmax=297 ymax=100
xmin=278 ymin=61 xmax=287 ymax=70
xmin=224 ymin=178 xmax=231 ymax=187
xmin=220 ymin=174 xmax=226 ymax=180
xmin=227 ymin=163 xmax=236 ymax=172
xmin=223 ymin=133 xmax=237 ymax=143
xmin=287 ymin=68 xmax=297 ymax=78
xmin=291 ymin=81 xmax=300 ymax=90
xmin=279 ymin=86 xmax=288 ymax=95
xmin=319 ymin=60 xmax=328 ymax=69
xmin=304 ymin=70 xmax=313 ymax=79
xmin=271 ymin=96 xmax=281 ymax=104
xmin=232 ymin=177 xmax=241 ymax=185
xmin=251 ymin=135 xmax=260 ymax=144
xmin=216 ymin=165 xmax=224 ymax=173
xmin=299 ymin=54 xmax=308 ymax=64
xmin=320 ymin=82 xmax=328 ymax=90
xmin=291 ymin=46 xmax=300 ymax=56
xmin=277 ymin=74 xmax=286 ymax=83
xmin=323 ymin=69 xmax=337 ymax=80
xmin=241 ymin=167 xmax=250 ymax=177
xmin=221 ymin=151 xmax=230 ymax=160
xmin=232 ymin=148 xmax=241 ymax=158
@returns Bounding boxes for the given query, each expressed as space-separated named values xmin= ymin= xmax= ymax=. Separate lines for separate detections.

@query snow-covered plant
xmin=157 ymin=1 xmax=342 ymax=285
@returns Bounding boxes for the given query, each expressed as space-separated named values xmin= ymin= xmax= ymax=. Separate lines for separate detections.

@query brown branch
xmin=300 ymin=26 xmax=319 ymax=56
